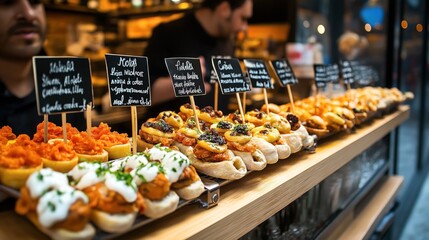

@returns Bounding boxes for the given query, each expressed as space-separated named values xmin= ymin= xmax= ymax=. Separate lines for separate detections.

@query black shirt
xmin=0 ymin=81 xmax=85 ymax=136
xmin=144 ymin=13 xmax=235 ymax=119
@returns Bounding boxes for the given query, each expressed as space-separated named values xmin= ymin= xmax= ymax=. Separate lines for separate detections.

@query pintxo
xmin=211 ymin=57 xmax=251 ymax=94
xmin=105 ymin=53 xmax=151 ymax=107
xmin=270 ymin=59 xmax=298 ymax=86
xmin=33 ymin=56 xmax=93 ymax=115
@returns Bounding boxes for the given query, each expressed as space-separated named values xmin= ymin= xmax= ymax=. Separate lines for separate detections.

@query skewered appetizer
xmin=251 ymin=123 xmax=291 ymax=161
xmin=156 ymin=111 xmax=184 ymax=130
xmin=173 ymin=117 xmax=208 ymax=154
xmin=178 ymin=103 xmax=199 ymax=121
xmin=198 ymin=106 xmax=224 ymax=124
xmin=39 ymin=140 xmax=78 ymax=172
xmin=187 ymin=129 xmax=247 ymax=180
xmin=0 ymin=135 xmax=43 ymax=189
xmin=68 ymin=163 xmax=145 ymax=233
xmin=70 ymin=132 xmax=108 ymax=163
xmin=137 ymin=118 xmax=176 ymax=152
xmin=32 ymin=122 xmax=79 ymax=143
xmin=15 ymin=168 xmax=94 ymax=240
xmin=148 ymin=145 xmax=205 ymax=200
xmin=92 ymin=122 xmax=131 ymax=160
xmin=224 ymin=124 xmax=267 ymax=171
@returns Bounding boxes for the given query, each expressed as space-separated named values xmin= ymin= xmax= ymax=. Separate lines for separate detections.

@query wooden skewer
xmin=236 ymin=93 xmax=245 ymax=122
xmin=131 ymin=106 xmax=137 ymax=154
xmin=43 ymin=114 xmax=48 ymax=143
xmin=263 ymin=89 xmax=269 ymax=114
xmin=86 ymin=104 xmax=92 ymax=139
xmin=242 ymin=92 xmax=247 ymax=113
xmin=214 ymin=82 xmax=219 ymax=111
xmin=61 ymin=113 xmax=67 ymax=143
xmin=287 ymin=84 xmax=296 ymax=114
xmin=189 ymin=96 xmax=201 ymax=132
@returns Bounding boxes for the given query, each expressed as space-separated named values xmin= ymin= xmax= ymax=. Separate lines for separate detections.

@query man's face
xmin=219 ymin=0 xmax=253 ymax=38
xmin=0 ymin=0 xmax=46 ymax=60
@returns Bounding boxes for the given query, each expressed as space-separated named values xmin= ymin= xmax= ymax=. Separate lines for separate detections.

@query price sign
xmin=340 ymin=60 xmax=355 ymax=84
xmin=33 ymin=56 xmax=93 ymax=115
xmin=313 ymin=64 xmax=328 ymax=88
xmin=270 ymin=59 xmax=298 ymax=86
xmin=327 ymin=64 xmax=340 ymax=83
xmin=243 ymin=59 xmax=273 ymax=89
xmin=211 ymin=58 xmax=251 ymax=94
xmin=105 ymin=54 xmax=151 ymax=107
xmin=165 ymin=57 xmax=206 ymax=97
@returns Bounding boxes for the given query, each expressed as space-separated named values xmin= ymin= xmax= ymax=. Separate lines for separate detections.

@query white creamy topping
xmin=124 ymin=154 xmax=149 ymax=171
xmin=74 ymin=170 xmax=105 ymax=190
xmin=37 ymin=186 xmax=88 ymax=228
xmin=148 ymin=145 xmax=170 ymax=161
xmin=104 ymin=172 xmax=137 ymax=203
xmin=68 ymin=162 xmax=103 ymax=181
xmin=162 ymin=150 xmax=190 ymax=183
xmin=110 ymin=154 xmax=149 ymax=172
xmin=26 ymin=169 xmax=69 ymax=199
xmin=130 ymin=163 xmax=161 ymax=186
xmin=108 ymin=160 xmax=126 ymax=172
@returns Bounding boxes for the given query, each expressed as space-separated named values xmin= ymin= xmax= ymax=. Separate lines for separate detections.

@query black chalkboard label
xmin=212 ymin=58 xmax=251 ymax=94
xmin=269 ymin=59 xmax=298 ymax=86
xmin=210 ymin=56 xmax=231 ymax=84
xmin=33 ymin=56 xmax=93 ymax=115
xmin=243 ymin=59 xmax=273 ymax=89
xmin=164 ymin=58 xmax=206 ymax=97
xmin=327 ymin=64 xmax=340 ymax=83
xmin=105 ymin=54 xmax=151 ymax=107
xmin=340 ymin=60 xmax=355 ymax=84
xmin=313 ymin=64 xmax=328 ymax=88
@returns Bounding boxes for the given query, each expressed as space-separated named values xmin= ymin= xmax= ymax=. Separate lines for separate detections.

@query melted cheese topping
xmin=104 ymin=172 xmax=137 ymax=203
xmin=37 ymin=186 xmax=88 ymax=228
xmin=26 ymin=168 xmax=69 ymax=199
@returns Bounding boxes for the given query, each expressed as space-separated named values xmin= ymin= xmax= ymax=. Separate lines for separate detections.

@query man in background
xmin=0 ymin=0 xmax=84 ymax=135
xmin=144 ymin=0 xmax=253 ymax=118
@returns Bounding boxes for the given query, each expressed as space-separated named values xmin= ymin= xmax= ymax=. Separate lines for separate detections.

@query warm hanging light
xmin=365 ymin=23 xmax=372 ymax=32
xmin=317 ymin=25 xmax=325 ymax=34
xmin=401 ymin=20 xmax=408 ymax=29
xmin=416 ymin=24 xmax=423 ymax=32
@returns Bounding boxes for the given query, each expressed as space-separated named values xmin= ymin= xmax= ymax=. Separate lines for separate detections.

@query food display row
xmin=0 ymin=86 xmax=411 ymax=239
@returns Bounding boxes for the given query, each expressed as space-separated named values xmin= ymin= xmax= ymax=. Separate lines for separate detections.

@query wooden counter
xmin=0 ymin=106 xmax=410 ymax=240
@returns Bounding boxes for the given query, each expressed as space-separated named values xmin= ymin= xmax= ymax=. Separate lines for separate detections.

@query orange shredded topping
xmin=13 ymin=134 xmax=40 ymax=149
xmin=70 ymin=132 xmax=104 ymax=155
xmin=0 ymin=145 xmax=42 ymax=169
xmin=91 ymin=122 xmax=129 ymax=147
xmin=0 ymin=126 xmax=16 ymax=141
xmin=33 ymin=122 xmax=79 ymax=143
xmin=40 ymin=141 xmax=76 ymax=161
